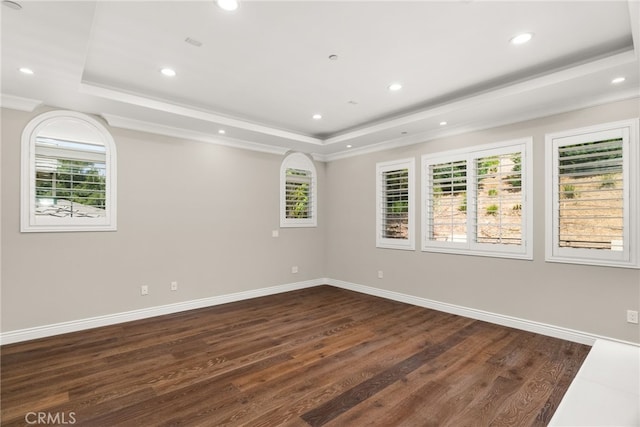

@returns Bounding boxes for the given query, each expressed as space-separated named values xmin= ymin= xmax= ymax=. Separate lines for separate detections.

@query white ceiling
xmin=2 ymin=0 xmax=639 ymax=160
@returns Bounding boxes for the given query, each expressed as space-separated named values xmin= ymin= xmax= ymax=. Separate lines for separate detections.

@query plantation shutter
xmin=285 ymin=168 xmax=312 ymax=219
xmin=557 ymin=137 xmax=624 ymax=250
xmin=474 ymin=152 xmax=523 ymax=245
xmin=428 ymin=159 xmax=467 ymax=242
xmin=381 ymin=168 xmax=409 ymax=240
xmin=34 ymin=137 xmax=107 ymax=218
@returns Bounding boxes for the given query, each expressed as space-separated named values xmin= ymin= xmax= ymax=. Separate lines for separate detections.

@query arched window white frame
xmin=21 ymin=110 xmax=117 ymax=232
xmin=280 ymin=152 xmax=317 ymax=228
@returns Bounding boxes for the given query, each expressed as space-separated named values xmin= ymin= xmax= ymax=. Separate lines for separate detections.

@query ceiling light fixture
xmin=440 ymin=121 xmax=448 ymax=126
xmin=160 ymin=68 xmax=176 ymax=77
xmin=510 ymin=32 xmax=533 ymax=45
xmin=217 ymin=0 xmax=238 ymax=11
xmin=312 ymin=114 xmax=322 ymax=120
xmin=611 ymin=77 xmax=626 ymax=84
xmin=19 ymin=67 xmax=34 ymax=75
xmin=388 ymin=83 xmax=403 ymax=91
xmin=328 ymin=54 xmax=338 ymax=61
xmin=346 ymin=145 xmax=352 ymax=148
xmin=218 ymin=129 xmax=226 ymax=135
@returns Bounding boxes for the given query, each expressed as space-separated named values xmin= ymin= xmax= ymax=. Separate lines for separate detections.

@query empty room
xmin=1 ymin=1 xmax=639 ymax=426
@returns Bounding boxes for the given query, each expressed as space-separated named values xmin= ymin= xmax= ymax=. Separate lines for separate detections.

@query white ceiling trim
xmin=80 ymin=80 xmax=324 ymax=146
xmin=102 ymin=114 xmax=290 ymax=157
xmin=324 ymin=48 xmax=637 ymax=146
xmin=0 ymin=94 xmax=43 ymax=112
xmin=321 ymin=91 xmax=640 ymax=163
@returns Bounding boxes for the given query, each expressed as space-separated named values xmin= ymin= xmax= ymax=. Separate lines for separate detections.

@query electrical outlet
xmin=627 ymin=310 xmax=639 ymax=324
xmin=141 ymin=285 xmax=149 ymax=296
xmin=377 ymin=270 xmax=384 ymax=279
xmin=170 ymin=281 xmax=178 ymax=291
xmin=291 ymin=266 xmax=298 ymax=274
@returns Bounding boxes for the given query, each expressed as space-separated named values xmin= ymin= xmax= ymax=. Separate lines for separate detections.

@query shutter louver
xmin=428 ymin=160 xmax=467 ymax=242
xmin=381 ymin=169 xmax=409 ymax=240
xmin=474 ymin=153 xmax=523 ymax=245
xmin=285 ymin=168 xmax=312 ymax=219
xmin=557 ymin=138 xmax=624 ymax=250
xmin=34 ymin=137 xmax=107 ymax=218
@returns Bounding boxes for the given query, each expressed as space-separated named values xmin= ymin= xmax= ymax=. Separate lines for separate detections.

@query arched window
xmin=21 ymin=110 xmax=117 ymax=232
xmin=280 ymin=152 xmax=317 ymax=227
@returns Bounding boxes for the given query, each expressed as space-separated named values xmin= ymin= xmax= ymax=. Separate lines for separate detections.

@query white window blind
xmin=427 ymin=159 xmax=467 ymax=244
xmin=546 ymin=119 xmax=639 ymax=268
xmin=284 ymin=168 xmax=312 ymax=220
xmin=422 ymin=138 xmax=532 ymax=259
xmin=280 ymin=153 xmax=317 ymax=227
xmin=376 ymin=158 xmax=415 ymax=250
xmin=34 ymin=137 xmax=107 ymax=218
xmin=474 ymin=153 xmax=523 ymax=246
xmin=557 ymin=138 xmax=623 ymax=249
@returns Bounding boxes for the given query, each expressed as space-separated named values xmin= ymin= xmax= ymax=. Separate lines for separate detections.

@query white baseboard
xmin=2 ymin=278 xmax=637 ymax=347
xmin=326 ymin=278 xmax=639 ymax=347
xmin=0 ymin=279 xmax=322 ymax=345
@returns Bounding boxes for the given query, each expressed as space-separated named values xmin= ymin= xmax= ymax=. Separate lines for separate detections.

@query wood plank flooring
xmin=1 ymin=285 xmax=590 ymax=426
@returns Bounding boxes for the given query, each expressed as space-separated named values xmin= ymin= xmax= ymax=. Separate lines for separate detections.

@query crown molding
xmin=81 ymin=80 xmax=323 ymax=146
xmin=102 ymin=114 xmax=289 ymax=156
xmin=0 ymin=94 xmax=43 ymax=112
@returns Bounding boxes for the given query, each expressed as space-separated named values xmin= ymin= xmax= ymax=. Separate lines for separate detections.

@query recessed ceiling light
xmin=217 ymin=0 xmax=238 ymax=11
xmin=388 ymin=83 xmax=403 ymax=91
xmin=611 ymin=77 xmax=626 ymax=84
xmin=160 ymin=68 xmax=176 ymax=77
xmin=346 ymin=145 xmax=353 ymax=148
xmin=440 ymin=121 xmax=448 ymax=126
xmin=510 ymin=32 xmax=533 ymax=45
xmin=328 ymin=54 xmax=338 ymax=61
xmin=401 ymin=131 xmax=408 ymax=135
xmin=312 ymin=114 xmax=322 ymax=120
xmin=218 ymin=129 xmax=226 ymax=135
xmin=19 ymin=67 xmax=34 ymax=75
xmin=185 ymin=37 xmax=203 ymax=47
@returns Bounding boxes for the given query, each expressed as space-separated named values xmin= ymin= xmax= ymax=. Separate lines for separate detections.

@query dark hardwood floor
xmin=1 ymin=285 xmax=590 ymax=426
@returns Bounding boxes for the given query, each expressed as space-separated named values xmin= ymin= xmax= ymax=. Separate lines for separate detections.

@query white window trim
xmin=21 ymin=110 xmax=117 ymax=232
xmin=422 ymin=138 xmax=533 ymax=260
xmin=280 ymin=152 xmax=317 ymax=228
xmin=545 ymin=119 xmax=639 ymax=269
xmin=376 ymin=158 xmax=415 ymax=250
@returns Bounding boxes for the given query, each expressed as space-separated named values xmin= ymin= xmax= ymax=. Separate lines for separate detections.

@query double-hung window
xmin=545 ymin=119 xmax=639 ymax=268
xmin=422 ymin=138 xmax=532 ymax=259
xmin=376 ymin=158 xmax=415 ymax=250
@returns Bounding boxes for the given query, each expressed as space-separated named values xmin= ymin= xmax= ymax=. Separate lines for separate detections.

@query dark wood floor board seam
xmin=1 ymin=285 xmax=591 ymax=426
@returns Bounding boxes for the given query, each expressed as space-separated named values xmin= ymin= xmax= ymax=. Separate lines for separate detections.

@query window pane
xmin=285 ymin=168 xmax=311 ymax=219
xmin=429 ymin=160 xmax=467 ymax=242
xmin=475 ymin=153 xmax=522 ymax=245
xmin=34 ymin=136 xmax=107 ymax=218
xmin=558 ymin=138 xmax=623 ymax=250
xmin=382 ymin=169 xmax=409 ymax=239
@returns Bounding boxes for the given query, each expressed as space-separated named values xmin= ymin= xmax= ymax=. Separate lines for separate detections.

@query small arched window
xmin=280 ymin=152 xmax=317 ymax=227
xmin=21 ymin=110 xmax=117 ymax=232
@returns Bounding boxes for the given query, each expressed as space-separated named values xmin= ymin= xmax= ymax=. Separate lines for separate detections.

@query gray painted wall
xmin=1 ymin=107 xmax=326 ymax=331
xmin=2 ymin=99 xmax=639 ymax=344
xmin=325 ymin=98 xmax=640 ymax=344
